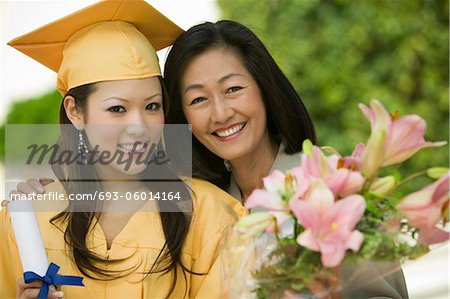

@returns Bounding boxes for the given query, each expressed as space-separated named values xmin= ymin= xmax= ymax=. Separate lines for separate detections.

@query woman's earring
xmin=78 ymin=130 xmax=89 ymax=164
xmin=224 ymin=160 xmax=232 ymax=172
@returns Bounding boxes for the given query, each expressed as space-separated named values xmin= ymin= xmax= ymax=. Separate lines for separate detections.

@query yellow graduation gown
xmin=0 ymin=178 xmax=246 ymax=299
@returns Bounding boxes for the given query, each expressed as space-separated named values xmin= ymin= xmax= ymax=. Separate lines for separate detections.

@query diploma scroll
xmin=8 ymin=199 xmax=49 ymax=276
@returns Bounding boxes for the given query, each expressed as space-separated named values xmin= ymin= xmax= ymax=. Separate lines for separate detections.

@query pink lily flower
xmin=301 ymin=180 xmax=335 ymax=213
xmin=290 ymin=165 xmax=311 ymax=200
xmin=245 ymin=170 xmax=294 ymax=230
xmin=300 ymin=141 xmax=365 ymax=198
xmin=396 ymin=172 xmax=449 ymax=231
xmin=340 ymin=143 xmax=365 ymax=171
xmin=358 ymin=100 xmax=391 ymax=178
xmin=359 ymin=100 xmax=446 ymax=177
xmin=245 ymin=170 xmax=289 ymax=211
xmin=384 ymin=114 xmax=447 ymax=166
xmin=290 ymin=191 xmax=365 ymax=268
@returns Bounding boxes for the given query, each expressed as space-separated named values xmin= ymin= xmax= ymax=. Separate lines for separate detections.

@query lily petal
xmin=263 ymin=170 xmax=286 ymax=194
xmin=245 ymin=189 xmax=286 ymax=211
xmin=289 ymin=199 xmax=320 ymax=230
xmin=345 ymin=230 xmax=364 ymax=252
xmin=297 ymin=228 xmax=320 ymax=252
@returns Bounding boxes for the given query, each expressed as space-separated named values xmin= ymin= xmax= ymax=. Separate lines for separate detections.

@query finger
xmin=312 ymin=268 xmax=342 ymax=299
xmin=21 ymin=287 xmax=41 ymax=299
xmin=283 ymin=289 xmax=307 ymax=299
xmin=17 ymin=182 xmax=38 ymax=196
xmin=308 ymin=281 xmax=331 ymax=299
xmin=39 ymin=177 xmax=55 ymax=187
xmin=27 ymin=179 xmax=45 ymax=193
xmin=49 ymin=290 xmax=64 ymax=299
xmin=326 ymin=268 xmax=342 ymax=299
xmin=48 ymin=285 xmax=63 ymax=299
xmin=17 ymin=277 xmax=43 ymax=290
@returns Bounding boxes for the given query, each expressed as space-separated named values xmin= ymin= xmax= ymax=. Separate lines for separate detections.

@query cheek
xmin=85 ymin=125 xmax=123 ymax=149
xmin=183 ymin=109 xmax=208 ymax=134
xmin=85 ymin=109 xmax=119 ymax=125
xmin=247 ymin=91 xmax=267 ymax=125
xmin=256 ymin=105 xmax=267 ymax=127
xmin=145 ymin=113 xmax=164 ymax=139
xmin=154 ymin=113 xmax=165 ymax=125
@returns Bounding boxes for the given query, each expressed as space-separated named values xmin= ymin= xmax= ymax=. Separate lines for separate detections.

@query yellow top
xmin=0 ymin=179 xmax=247 ymax=299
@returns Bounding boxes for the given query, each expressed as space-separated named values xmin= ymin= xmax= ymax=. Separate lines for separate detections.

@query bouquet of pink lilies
xmin=229 ymin=99 xmax=449 ymax=299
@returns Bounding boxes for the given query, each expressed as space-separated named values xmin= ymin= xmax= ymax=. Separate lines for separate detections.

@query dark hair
xmin=164 ymin=20 xmax=316 ymax=190
xmin=50 ymin=77 xmax=196 ymax=298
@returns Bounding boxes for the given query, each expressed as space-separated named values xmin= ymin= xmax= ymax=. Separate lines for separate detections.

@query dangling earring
xmin=224 ymin=160 xmax=232 ymax=172
xmin=78 ymin=130 xmax=89 ymax=164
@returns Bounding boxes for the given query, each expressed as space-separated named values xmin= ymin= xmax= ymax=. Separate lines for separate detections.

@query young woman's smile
xmin=79 ymin=77 xmax=164 ymax=175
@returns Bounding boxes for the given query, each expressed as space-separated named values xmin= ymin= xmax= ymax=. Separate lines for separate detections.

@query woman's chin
xmin=118 ymin=165 xmax=147 ymax=176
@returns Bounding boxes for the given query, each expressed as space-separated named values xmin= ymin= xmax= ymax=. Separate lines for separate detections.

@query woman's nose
xmin=125 ymin=112 xmax=147 ymax=136
xmin=126 ymin=124 xmax=146 ymax=136
xmin=210 ymin=97 xmax=233 ymax=124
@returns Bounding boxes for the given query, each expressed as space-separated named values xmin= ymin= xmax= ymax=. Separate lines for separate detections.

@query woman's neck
xmin=93 ymin=165 xmax=150 ymax=211
xmin=231 ymin=139 xmax=279 ymax=202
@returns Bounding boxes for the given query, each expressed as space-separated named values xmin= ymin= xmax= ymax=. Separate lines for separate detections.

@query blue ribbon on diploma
xmin=24 ymin=262 xmax=84 ymax=299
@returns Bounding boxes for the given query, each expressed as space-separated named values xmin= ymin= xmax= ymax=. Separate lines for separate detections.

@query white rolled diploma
xmin=8 ymin=199 xmax=49 ymax=277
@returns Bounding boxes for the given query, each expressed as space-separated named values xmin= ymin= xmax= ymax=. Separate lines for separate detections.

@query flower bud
xmin=369 ymin=176 xmax=396 ymax=196
xmin=235 ymin=212 xmax=275 ymax=238
xmin=427 ymin=167 xmax=450 ymax=179
xmin=302 ymin=139 xmax=314 ymax=156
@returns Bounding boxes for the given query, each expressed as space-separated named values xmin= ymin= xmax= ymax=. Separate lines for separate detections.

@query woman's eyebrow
xmin=183 ymin=84 xmax=204 ymax=95
xmin=183 ymin=73 xmax=245 ymax=94
xmin=218 ymin=73 xmax=244 ymax=84
xmin=102 ymin=93 xmax=162 ymax=102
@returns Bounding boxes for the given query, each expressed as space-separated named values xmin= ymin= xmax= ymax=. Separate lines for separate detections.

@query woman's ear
xmin=63 ymin=96 xmax=85 ymax=129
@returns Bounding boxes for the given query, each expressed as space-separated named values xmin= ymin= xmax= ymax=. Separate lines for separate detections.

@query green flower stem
xmin=367 ymin=217 xmax=384 ymax=224
xmin=274 ymin=217 xmax=281 ymax=242
xmin=362 ymin=177 xmax=375 ymax=194
xmin=293 ymin=217 xmax=300 ymax=238
xmin=295 ymin=249 xmax=310 ymax=266
xmin=390 ymin=170 xmax=428 ymax=193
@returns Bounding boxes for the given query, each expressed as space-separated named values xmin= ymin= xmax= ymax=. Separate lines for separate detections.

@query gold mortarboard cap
xmin=8 ymin=0 xmax=183 ymax=95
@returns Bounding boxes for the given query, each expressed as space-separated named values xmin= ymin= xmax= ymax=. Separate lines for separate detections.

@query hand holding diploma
xmin=16 ymin=278 xmax=63 ymax=299
xmin=8 ymin=199 xmax=84 ymax=299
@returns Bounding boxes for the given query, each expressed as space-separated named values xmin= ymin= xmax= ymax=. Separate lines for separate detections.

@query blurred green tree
xmin=218 ymin=0 xmax=449 ymax=172
xmin=0 ymin=90 xmax=60 ymax=161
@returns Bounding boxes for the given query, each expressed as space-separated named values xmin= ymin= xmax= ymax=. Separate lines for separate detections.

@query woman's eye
xmin=190 ymin=97 xmax=207 ymax=105
xmin=227 ymin=86 xmax=243 ymax=93
xmin=146 ymin=102 xmax=161 ymax=111
xmin=108 ymin=106 xmax=125 ymax=113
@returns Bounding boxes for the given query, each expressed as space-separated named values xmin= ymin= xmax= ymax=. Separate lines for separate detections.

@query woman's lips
xmin=212 ymin=122 xmax=246 ymax=141
xmin=117 ymin=142 xmax=149 ymax=154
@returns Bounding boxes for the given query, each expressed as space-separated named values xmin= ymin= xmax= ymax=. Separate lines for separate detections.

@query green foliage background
xmin=0 ymin=90 xmax=60 ymax=161
xmin=1 ymin=0 xmax=449 ymax=173
xmin=218 ymin=0 xmax=449 ymax=171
